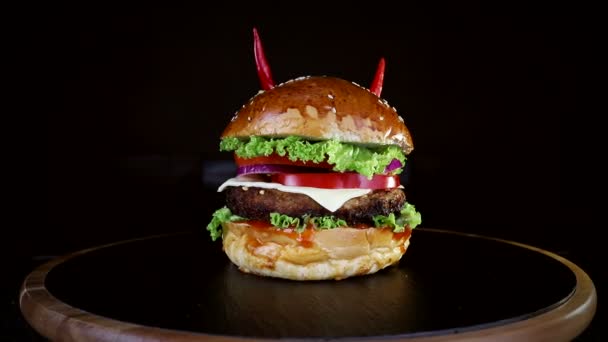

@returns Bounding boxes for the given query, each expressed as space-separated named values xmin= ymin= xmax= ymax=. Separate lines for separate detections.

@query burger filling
xmin=207 ymin=136 xmax=421 ymax=242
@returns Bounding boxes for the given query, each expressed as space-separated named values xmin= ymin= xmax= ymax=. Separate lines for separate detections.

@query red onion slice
xmin=384 ymin=159 xmax=403 ymax=173
xmin=237 ymin=164 xmax=314 ymax=176
xmin=237 ymin=160 xmax=403 ymax=177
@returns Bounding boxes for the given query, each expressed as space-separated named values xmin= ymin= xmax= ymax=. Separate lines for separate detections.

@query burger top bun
xmin=221 ymin=76 xmax=414 ymax=154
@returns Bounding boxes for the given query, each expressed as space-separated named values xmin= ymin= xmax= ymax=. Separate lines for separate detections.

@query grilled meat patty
xmin=225 ymin=186 xmax=405 ymax=224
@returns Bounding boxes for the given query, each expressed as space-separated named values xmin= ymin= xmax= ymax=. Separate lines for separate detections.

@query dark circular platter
xmin=20 ymin=228 xmax=596 ymax=341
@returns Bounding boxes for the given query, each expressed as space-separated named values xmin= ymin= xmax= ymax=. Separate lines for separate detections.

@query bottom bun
xmin=222 ymin=221 xmax=411 ymax=281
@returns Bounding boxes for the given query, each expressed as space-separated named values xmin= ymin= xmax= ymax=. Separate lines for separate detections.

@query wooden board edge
xmin=19 ymin=230 xmax=597 ymax=341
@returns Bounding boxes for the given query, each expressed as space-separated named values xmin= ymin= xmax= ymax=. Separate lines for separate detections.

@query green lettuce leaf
xmin=308 ymin=216 xmax=348 ymax=230
xmin=269 ymin=213 xmax=347 ymax=232
xmin=207 ymin=204 xmax=420 ymax=240
xmin=373 ymin=202 xmax=422 ymax=232
xmin=220 ymin=136 xmax=406 ymax=178
xmin=270 ymin=212 xmax=304 ymax=232
xmin=206 ymin=207 xmax=245 ymax=241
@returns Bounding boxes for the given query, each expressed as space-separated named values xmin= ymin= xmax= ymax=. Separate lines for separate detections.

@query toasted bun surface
xmin=221 ymin=76 xmax=414 ymax=154
xmin=222 ymin=221 xmax=411 ymax=281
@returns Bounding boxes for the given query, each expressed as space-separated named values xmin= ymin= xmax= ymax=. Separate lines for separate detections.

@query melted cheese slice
xmin=217 ymin=175 xmax=371 ymax=212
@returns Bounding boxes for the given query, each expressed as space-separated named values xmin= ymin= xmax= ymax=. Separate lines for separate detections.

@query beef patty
xmin=225 ymin=186 xmax=405 ymax=224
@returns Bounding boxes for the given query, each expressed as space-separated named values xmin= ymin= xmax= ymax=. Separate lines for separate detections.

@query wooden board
xmin=20 ymin=228 xmax=596 ymax=341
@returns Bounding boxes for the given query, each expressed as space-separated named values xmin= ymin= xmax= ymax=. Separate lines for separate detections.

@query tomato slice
xmin=271 ymin=173 xmax=400 ymax=189
xmin=234 ymin=153 xmax=333 ymax=169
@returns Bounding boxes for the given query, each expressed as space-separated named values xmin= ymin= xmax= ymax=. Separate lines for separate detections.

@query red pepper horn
xmin=370 ymin=57 xmax=385 ymax=97
xmin=253 ymin=27 xmax=275 ymax=90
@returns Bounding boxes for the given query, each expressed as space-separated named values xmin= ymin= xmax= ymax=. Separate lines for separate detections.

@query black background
xmin=5 ymin=3 xmax=604 ymax=341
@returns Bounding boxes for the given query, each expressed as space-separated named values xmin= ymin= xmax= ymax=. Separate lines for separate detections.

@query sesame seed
xmin=242 ymin=187 xmax=249 ymax=191
xmin=259 ymin=190 xmax=265 ymax=195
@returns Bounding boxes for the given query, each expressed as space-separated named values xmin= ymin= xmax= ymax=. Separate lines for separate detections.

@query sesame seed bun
xmin=221 ymin=76 xmax=414 ymax=154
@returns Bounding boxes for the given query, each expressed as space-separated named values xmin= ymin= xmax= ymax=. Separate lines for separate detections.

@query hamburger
xmin=206 ymin=28 xmax=421 ymax=281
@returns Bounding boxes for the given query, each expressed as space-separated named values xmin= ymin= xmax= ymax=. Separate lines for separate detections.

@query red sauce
xmin=245 ymin=220 xmax=273 ymax=230
xmin=296 ymin=227 xmax=315 ymax=248
xmin=246 ymin=237 xmax=262 ymax=251
xmin=393 ymin=228 xmax=412 ymax=241
xmin=244 ymin=220 xmax=315 ymax=247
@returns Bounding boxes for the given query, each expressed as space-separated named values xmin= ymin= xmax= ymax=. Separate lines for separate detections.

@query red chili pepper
xmin=253 ymin=27 xmax=275 ymax=90
xmin=370 ymin=57 xmax=385 ymax=97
